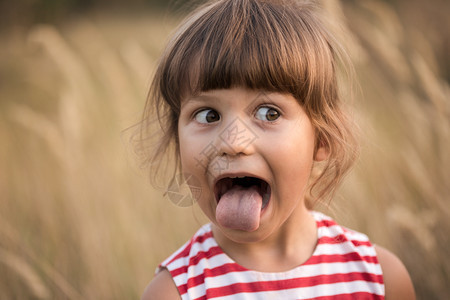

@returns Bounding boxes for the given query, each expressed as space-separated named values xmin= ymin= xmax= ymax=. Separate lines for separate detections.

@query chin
xmin=213 ymin=222 xmax=276 ymax=244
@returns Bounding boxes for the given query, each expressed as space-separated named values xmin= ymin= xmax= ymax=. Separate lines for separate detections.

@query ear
xmin=314 ymin=139 xmax=329 ymax=162
xmin=314 ymin=146 xmax=329 ymax=161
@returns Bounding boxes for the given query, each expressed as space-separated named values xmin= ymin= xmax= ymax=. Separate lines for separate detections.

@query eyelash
xmin=192 ymin=105 xmax=282 ymax=124
xmin=254 ymin=106 xmax=281 ymax=122
xmin=193 ymin=108 xmax=220 ymax=124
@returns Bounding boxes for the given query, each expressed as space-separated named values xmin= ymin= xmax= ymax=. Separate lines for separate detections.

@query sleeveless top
xmin=157 ymin=211 xmax=385 ymax=299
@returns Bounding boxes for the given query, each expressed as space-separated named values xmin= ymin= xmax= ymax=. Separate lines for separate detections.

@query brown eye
xmin=256 ymin=107 xmax=280 ymax=121
xmin=195 ymin=109 xmax=220 ymax=123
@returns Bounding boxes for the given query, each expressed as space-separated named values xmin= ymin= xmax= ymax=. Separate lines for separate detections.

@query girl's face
xmin=178 ymin=87 xmax=327 ymax=243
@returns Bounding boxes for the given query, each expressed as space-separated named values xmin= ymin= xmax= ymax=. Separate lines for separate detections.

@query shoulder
xmin=141 ymin=224 xmax=213 ymax=300
xmin=375 ymin=245 xmax=416 ymax=300
xmin=313 ymin=211 xmax=371 ymax=246
xmin=141 ymin=268 xmax=180 ymax=300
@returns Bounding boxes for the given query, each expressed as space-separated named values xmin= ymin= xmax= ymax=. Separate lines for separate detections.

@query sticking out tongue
xmin=216 ymin=185 xmax=262 ymax=232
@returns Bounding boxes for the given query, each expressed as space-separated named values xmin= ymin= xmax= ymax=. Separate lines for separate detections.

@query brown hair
xmin=136 ymin=0 xmax=358 ymax=206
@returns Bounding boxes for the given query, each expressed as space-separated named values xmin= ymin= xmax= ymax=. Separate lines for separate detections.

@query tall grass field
xmin=0 ymin=0 xmax=449 ymax=298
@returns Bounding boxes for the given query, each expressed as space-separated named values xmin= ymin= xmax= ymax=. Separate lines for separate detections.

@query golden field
xmin=0 ymin=0 xmax=449 ymax=298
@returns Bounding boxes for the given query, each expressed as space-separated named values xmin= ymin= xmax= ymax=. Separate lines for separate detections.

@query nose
xmin=216 ymin=117 xmax=258 ymax=156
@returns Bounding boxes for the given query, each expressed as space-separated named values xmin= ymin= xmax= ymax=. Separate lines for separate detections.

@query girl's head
xmin=138 ymin=0 xmax=358 ymax=207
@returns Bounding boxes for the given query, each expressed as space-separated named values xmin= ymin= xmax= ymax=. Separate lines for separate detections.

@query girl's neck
xmin=212 ymin=206 xmax=318 ymax=273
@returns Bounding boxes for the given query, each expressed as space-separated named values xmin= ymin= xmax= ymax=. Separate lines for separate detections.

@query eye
xmin=194 ymin=109 xmax=220 ymax=124
xmin=255 ymin=107 xmax=280 ymax=122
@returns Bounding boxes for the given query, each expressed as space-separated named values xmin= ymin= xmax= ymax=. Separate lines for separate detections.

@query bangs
xmin=158 ymin=0 xmax=336 ymax=108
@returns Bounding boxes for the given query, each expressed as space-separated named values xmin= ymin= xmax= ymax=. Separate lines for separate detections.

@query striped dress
xmin=157 ymin=211 xmax=385 ymax=299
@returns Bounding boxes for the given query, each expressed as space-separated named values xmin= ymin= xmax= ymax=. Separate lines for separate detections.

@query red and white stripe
xmin=157 ymin=211 xmax=385 ymax=299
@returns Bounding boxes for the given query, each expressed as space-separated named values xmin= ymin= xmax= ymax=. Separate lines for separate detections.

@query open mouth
xmin=214 ymin=176 xmax=271 ymax=209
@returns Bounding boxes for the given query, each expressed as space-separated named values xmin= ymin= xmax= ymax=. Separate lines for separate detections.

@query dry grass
xmin=0 ymin=1 xmax=448 ymax=298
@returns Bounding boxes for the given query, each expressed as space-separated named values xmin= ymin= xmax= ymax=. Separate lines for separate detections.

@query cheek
xmin=178 ymin=129 xmax=213 ymax=205
xmin=179 ymin=137 xmax=193 ymax=168
xmin=178 ymin=127 xmax=213 ymax=178
xmin=267 ymin=130 xmax=316 ymax=189
xmin=268 ymin=125 xmax=315 ymax=161
xmin=276 ymin=144 xmax=314 ymax=178
xmin=178 ymin=127 xmax=196 ymax=171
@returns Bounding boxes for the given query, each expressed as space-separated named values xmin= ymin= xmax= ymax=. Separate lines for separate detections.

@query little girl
xmin=140 ymin=0 xmax=415 ymax=299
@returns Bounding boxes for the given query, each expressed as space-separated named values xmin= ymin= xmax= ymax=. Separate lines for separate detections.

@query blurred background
xmin=0 ymin=0 xmax=449 ymax=298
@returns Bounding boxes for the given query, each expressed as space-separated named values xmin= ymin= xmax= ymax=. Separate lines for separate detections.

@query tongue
xmin=216 ymin=185 xmax=262 ymax=232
